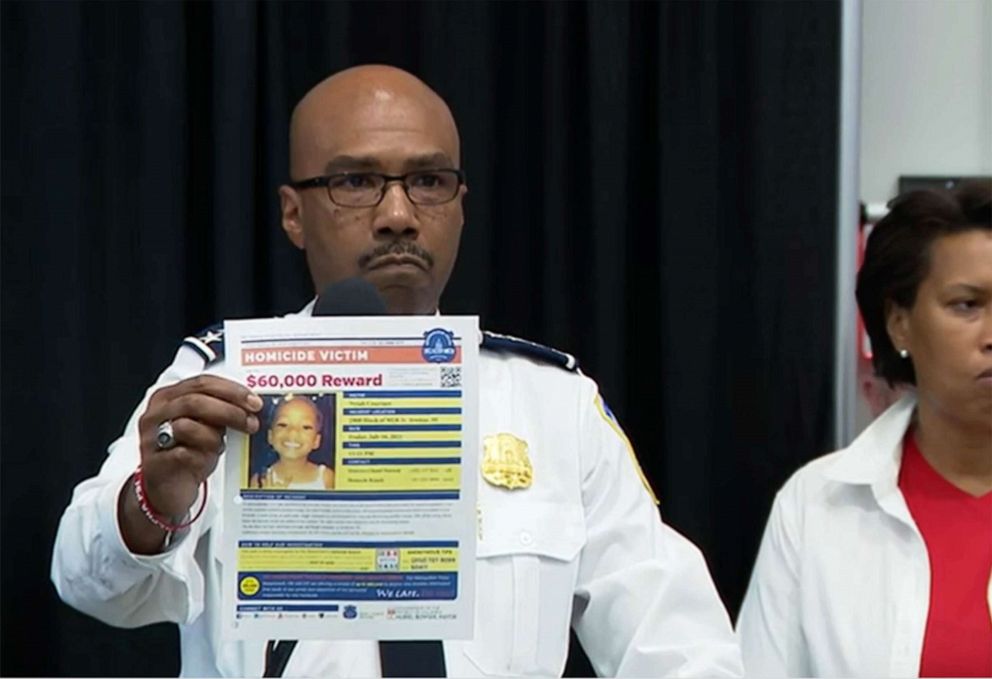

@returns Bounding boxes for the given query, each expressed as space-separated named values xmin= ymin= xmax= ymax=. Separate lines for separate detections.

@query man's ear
xmin=279 ymin=185 xmax=306 ymax=250
xmin=885 ymin=300 xmax=911 ymax=355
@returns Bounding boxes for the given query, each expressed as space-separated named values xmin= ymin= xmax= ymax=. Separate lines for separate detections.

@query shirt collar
xmin=821 ymin=392 xmax=917 ymax=486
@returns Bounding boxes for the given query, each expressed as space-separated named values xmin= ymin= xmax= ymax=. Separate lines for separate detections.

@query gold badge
xmin=482 ymin=433 xmax=533 ymax=490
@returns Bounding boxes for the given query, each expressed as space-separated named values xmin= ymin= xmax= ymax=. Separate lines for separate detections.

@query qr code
xmin=440 ymin=366 xmax=462 ymax=388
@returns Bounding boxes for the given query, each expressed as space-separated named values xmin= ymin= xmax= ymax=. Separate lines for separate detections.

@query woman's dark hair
xmin=856 ymin=179 xmax=991 ymax=386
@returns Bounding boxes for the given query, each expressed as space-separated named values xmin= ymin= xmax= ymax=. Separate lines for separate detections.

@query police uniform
xmin=51 ymin=302 xmax=742 ymax=677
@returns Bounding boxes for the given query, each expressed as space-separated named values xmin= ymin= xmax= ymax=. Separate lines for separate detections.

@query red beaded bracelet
xmin=133 ymin=467 xmax=208 ymax=532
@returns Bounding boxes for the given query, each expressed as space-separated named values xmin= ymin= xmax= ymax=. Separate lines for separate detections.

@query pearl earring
xmin=898 ymin=349 xmax=909 ymax=359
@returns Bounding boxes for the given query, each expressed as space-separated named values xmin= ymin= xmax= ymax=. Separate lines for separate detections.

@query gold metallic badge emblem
xmin=482 ymin=433 xmax=533 ymax=490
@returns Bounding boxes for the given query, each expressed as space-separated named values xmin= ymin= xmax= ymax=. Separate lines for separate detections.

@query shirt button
xmin=519 ymin=531 xmax=534 ymax=546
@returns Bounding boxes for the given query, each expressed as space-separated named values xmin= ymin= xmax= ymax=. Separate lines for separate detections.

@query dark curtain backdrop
xmin=1 ymin=1 xmax=839 ymax=676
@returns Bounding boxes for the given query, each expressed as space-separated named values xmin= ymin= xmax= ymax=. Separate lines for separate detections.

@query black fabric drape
xmin=1 ymin=1 xmax=839 ymax=676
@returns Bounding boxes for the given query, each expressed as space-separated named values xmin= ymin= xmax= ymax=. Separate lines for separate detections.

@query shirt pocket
xmin=463 ymin=499 xmax=586 ymax=676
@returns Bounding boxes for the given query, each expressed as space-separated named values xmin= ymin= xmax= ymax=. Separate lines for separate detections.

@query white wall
xmin=860 ymin=0 xmax=992 ymax=206
xmin=855 ymin=0 xmax=991 ymax=432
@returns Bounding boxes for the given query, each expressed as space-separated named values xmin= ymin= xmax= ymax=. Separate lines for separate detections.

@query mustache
xmin=358 ymin=241 xmax=435 ymax=269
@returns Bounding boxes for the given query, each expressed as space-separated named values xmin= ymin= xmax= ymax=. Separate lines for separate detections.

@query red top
xmin=899 ymin=430 xmax=992 ymax=678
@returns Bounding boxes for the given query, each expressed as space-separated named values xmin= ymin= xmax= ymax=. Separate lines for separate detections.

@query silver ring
xmin=155 ymin=421 xmax=177 ymax=450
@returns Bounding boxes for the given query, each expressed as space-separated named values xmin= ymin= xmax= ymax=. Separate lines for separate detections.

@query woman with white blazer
xmin=737 ymin=180 xmax=992 ymax=677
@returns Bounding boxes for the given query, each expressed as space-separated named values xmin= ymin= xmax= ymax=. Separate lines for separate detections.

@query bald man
xmin=280 ymin=65 xmax=465 ymax=316
xmin=52 ymin=66 xmax=742 ymax=677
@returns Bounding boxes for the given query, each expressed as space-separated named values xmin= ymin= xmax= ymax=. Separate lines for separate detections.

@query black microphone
xmin=313 ymin=277 xmax=387 ymax=316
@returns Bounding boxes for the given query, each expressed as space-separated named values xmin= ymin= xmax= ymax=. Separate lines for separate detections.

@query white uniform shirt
xmin=737 ymin=394 xmax=992 ymax=677
xmin=52 ymin=305 xmax=742 ymax=678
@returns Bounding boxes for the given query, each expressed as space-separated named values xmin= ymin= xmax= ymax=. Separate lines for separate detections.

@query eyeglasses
xmin=289 ymin=169 xmax=465 ymax=207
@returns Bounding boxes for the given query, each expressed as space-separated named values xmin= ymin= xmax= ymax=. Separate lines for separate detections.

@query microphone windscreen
xmin=313 ymin=277 xmax=387 ymax=316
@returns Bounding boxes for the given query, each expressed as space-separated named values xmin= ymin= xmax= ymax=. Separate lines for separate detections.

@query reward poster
xmin=220 ymin=316 xmax=479 ymax=640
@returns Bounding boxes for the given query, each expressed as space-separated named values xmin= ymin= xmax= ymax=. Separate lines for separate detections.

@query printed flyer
xmin=220 ymin=315 xmax=479 ymax=640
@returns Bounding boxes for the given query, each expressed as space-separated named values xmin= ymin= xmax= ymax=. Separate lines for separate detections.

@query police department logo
xmin=343 ymin=605 xmax=358 ymax=619
xmin=422 ymin=328 xmax=457 ymax=363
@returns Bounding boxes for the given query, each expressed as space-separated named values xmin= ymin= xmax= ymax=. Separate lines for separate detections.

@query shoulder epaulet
xmin=182 ymin=322 xmax=225 ymax=365
xmin=481 ymin=331 xmax=579 ymax=372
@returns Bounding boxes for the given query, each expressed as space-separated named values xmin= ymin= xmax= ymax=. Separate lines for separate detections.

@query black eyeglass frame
xmin=288 ymin=169 xmax=466 ymax=207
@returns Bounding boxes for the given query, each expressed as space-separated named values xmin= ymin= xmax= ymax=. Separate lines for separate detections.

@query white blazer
xmin=737 ymin=393 xmax=992 ymax=677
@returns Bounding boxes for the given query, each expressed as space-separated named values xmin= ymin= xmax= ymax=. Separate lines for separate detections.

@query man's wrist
xmin=132 ymin=468 xmax=207 ymax=532
xmin=117 ymin=474 xmax=169 ymax=555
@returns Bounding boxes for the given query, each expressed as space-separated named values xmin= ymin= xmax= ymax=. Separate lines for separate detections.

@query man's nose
xmin=373 ymin=182 xmax=419 ymax=238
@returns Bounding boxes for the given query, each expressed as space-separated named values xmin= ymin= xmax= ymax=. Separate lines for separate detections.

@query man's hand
xmin=120 ymin=375 xmax=262 ymax=553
